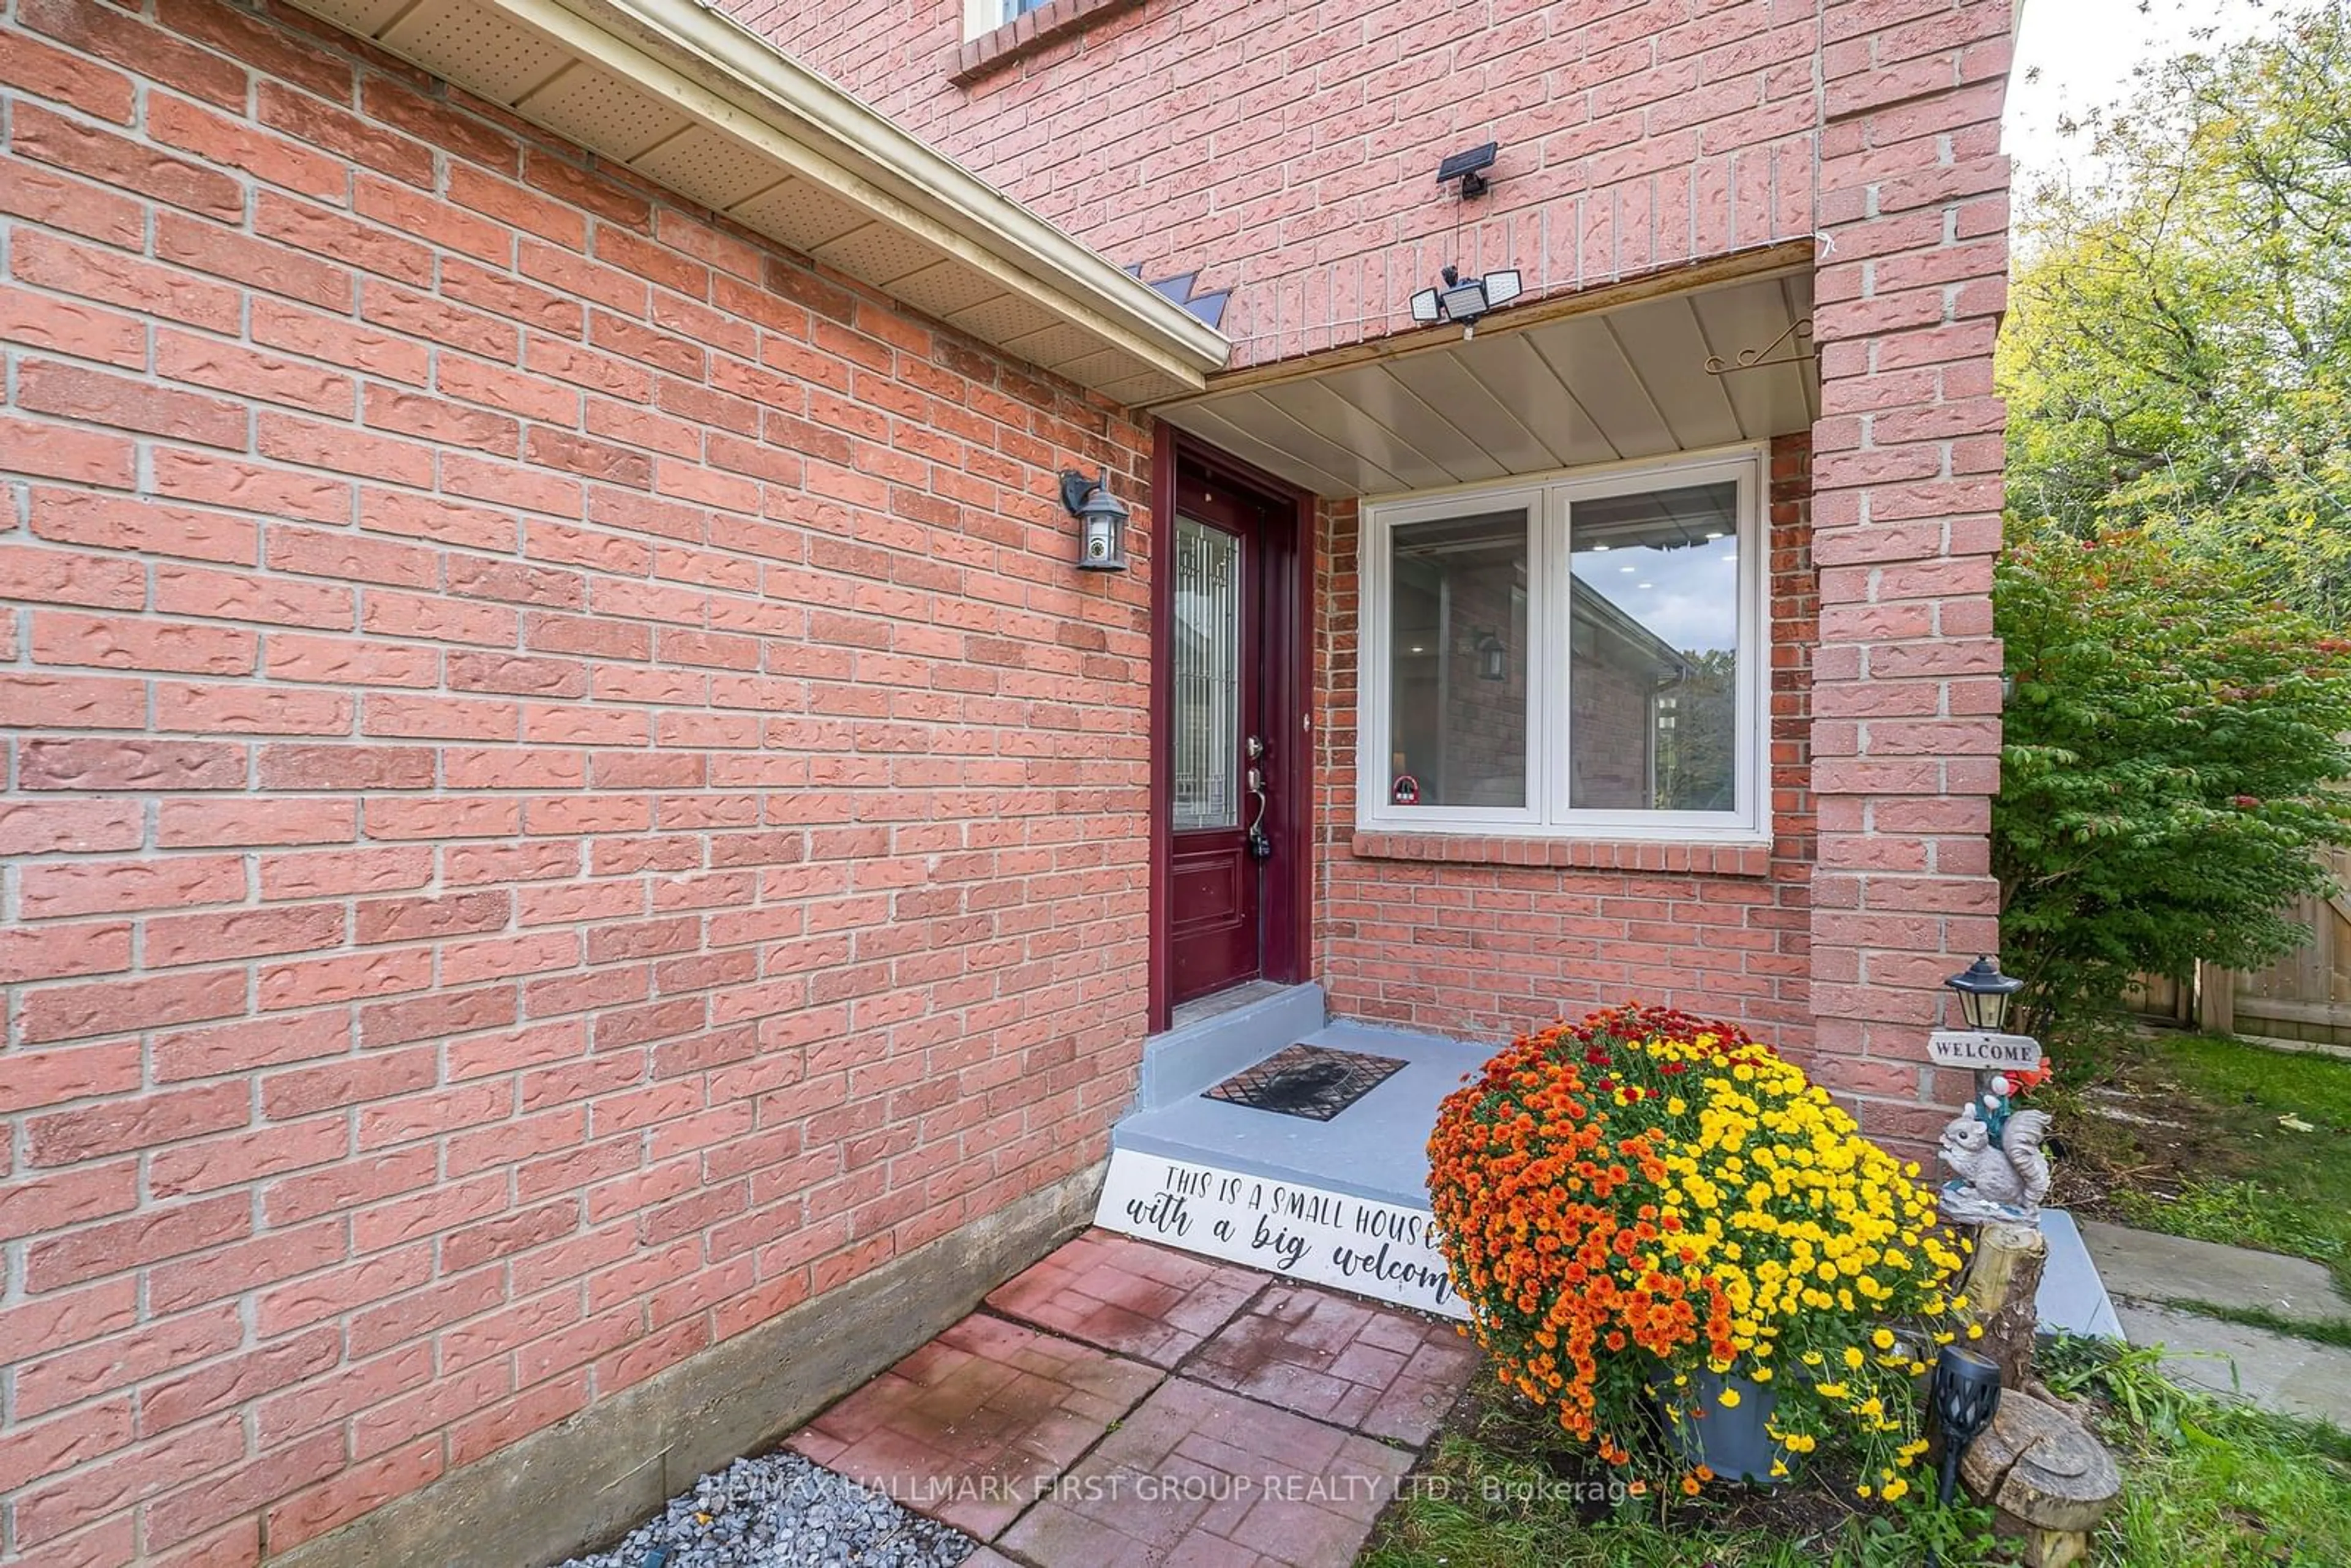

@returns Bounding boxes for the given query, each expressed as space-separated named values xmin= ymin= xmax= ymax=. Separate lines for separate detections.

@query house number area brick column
xmin=1808 ymin=0 xmax=2014 ymax=1155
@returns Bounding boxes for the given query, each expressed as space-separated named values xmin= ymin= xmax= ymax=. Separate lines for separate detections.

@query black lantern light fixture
xmin=1409 ymin=265 xmax=1524 ymax=339
xmin=1060 ymin=468 xmax=1130 ymax=572
xmin=1929 ymin=1345 xmax=2003 ymax=1506
xmin=1474 ymin=630 xmax=1507 ymax=681
xmin=1944 ymin=956 xmax=2024 ymax=1033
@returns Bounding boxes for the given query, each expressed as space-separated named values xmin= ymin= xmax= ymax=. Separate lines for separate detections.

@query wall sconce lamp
xmin=1410 ymin=266 xmax=1524 ymax=339
xmin=1060 ymin=467 xmax=1130 ymax=571
xmin=1474 ymin=630 xmax=1507 ymax=681
xmin=1944 ymin=956 xmax=2024 ymax=1033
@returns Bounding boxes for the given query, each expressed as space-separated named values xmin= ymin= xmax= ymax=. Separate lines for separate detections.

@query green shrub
xmin=1994 ymin=527 xmax=2351 ymax=1029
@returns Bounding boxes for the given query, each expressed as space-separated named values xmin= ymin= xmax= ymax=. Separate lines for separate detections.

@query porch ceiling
xmin=1154 ymin=267 xmax=1818 ymax=498
xmin=283 ymin=0 xmax=1229 ymax=403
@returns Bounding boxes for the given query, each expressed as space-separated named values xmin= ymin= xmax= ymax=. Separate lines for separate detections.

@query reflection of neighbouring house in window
xmin=1570 ymin=587 xmax=1715 ymax=813
xmin=1377 ymin=465 xmax=1750 ymax=828
xmin=1387 ymin=553 xmax=1730 ymax=816
xmin=1388 ymin=522 xmax=1528 ymax=811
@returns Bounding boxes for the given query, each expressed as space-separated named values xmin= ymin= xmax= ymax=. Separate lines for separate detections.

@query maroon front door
xmin=1166 ymin=470 xmax=1272 ymax=1005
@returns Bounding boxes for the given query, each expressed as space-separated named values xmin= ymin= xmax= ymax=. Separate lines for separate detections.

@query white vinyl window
xmin=1357 ymin=448 xmax=1769 ymax=844
xmin=964 ymin=0 xmax=1048 ymax=36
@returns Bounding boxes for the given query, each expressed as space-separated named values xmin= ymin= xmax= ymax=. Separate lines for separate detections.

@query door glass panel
xmin=1568 ymin=480 xmax=1740 ymax=812
xmin=1172 ymin=515 xmax=1242 ymax=831
xmin=1387 ymin=508 xmax=1529 ymax=808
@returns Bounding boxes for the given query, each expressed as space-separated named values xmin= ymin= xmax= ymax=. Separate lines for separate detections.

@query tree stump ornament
xmin=1963 ymin=1222 xmax=2049 ymax=1397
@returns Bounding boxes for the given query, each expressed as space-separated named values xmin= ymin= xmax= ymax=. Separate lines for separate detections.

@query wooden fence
xmin=2131 ymin=849 xmax=2351 ymax=1044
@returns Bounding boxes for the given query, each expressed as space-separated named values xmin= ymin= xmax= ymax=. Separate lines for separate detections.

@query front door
xmin=1166 ymin=470 xmax=1275 ymax=1005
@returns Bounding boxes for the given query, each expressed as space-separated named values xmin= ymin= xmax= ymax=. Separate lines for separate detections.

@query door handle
xmin=1244 ymin=736 xmax=1273 ymax=861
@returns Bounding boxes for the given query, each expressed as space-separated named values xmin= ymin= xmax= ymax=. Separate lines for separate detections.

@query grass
xmin=2047 ymin=1028 xmax=2351 ymax=1294
xmin=2039 ymin=1336 xmax=2351 ymax=1566
xmin=2163 ymin=1299 xmax=2351 ymax=1351
xmin=1361 ymin=1343 xmax=2351 ymax=1568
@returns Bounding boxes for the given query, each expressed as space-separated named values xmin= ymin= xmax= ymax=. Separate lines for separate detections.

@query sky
xmin=2006 ymin=0 xmax=2276 ymax=185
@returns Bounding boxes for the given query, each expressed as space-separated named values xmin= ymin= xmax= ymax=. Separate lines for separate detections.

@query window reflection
xmin=1387 ymin=509 xmax=1528 ymax=809
xmin=1567 ymin=481 xmax=1739 ymax=813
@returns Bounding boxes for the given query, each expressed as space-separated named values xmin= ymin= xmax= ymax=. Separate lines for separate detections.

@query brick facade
xmin=1807 ymin=0 xmax=2012 ymax=1149
xmin=794 ymin=0 xmax=2012 ymax=1141
xmin=0 ymin=0 xmax=2012 ymax=1558
xmin=752 ymin=0 xmax=1824 ymax=365
xmin=0 ymin=2 xmax=1150 ymax=1561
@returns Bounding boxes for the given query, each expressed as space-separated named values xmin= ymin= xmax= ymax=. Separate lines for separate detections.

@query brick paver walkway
xmin=787 ymin=1229 xmax=1481 ymax=1567
xmin=982 ymin=1228 xmax=1268 ymax=1367
xmin=789 ymin=1313 xmax=1163 ymax=1539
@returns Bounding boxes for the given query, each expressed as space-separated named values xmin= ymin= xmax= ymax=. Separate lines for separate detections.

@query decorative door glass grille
xmin=1172 ymin=515 xmax=1241 ymax=831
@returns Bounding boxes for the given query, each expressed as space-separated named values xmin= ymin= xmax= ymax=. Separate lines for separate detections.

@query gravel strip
xmin=557 ymin=1452 xmax=975 ymax=1568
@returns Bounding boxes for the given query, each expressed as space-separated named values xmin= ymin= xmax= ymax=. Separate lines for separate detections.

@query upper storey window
xmin=955 ymin=0 xmax=1144 ymax=78
xmin=964 ymin=0 xmax=1047 ymax=38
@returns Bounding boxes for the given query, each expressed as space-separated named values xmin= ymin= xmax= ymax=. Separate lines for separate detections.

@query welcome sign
xmin=1925 ymin=1030 xmax=2044 ymax=1071
xmin=1093 ymin=1149 xmax=1469 ymax=1320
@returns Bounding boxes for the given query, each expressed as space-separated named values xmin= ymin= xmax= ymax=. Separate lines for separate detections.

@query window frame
xmin=1355 ymin=445 xmax=1771 ymax=846
xmin=962 ymin=0 xmax=1044 ymax=39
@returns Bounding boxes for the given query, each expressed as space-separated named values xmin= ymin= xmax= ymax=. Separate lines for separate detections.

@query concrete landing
xmin=1115 ymin=1019 xmax=1491 ymax=1207
xmin=2036 ymin=1209 xmax=2125 ymax=1340
xmin=1099 ymin=1018 xmax=1488 ymax=1319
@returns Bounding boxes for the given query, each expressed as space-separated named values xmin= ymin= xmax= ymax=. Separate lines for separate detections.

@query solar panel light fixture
xmin=1945 ymin=955 xmax=2024 ymax=1033
xmin=1409 ymin=265 xmax=1524 ymax=338
xmin=1436 ymin=141 xmax=1499 ymax=198
xmin=1927 ymin=1344 xmax=2003 ymax=1568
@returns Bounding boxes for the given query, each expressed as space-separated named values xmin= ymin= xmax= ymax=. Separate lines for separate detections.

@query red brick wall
xmin=1313 ymin=435 xmax=1817 ymax=1051
xmin=1807 ymin=0 xmax=2011 ymax=1152
xmin=744 ymin=0 xmax=1824 ymax=365
xmin=0 ymin=3 xmax=1149 ymax=1561
xmin=782 ymin=0 xmax=2016 ymax=1149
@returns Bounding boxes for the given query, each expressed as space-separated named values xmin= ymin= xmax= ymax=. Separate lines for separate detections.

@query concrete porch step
xmin=1137 ymin=980 xmax=1332 ymax=1111
xmin=1119 ymin=1018 xmax=1493 ymax=1206
xmin=1102 ymin=996 xmax=2129 ymax=1341
xmin=1097 ymin=1007 xmax=1494 ymax=1320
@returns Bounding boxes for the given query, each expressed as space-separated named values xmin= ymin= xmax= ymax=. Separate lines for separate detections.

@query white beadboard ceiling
xmin=1157 ymin=270 xmax=1818 ymax=498
xmin=285 ymin=0 xmax=1229 ymax=404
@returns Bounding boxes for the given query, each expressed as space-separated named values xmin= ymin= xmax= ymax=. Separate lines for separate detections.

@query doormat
xmin=1203 ymin=1044 xmax=1408 ymax=1121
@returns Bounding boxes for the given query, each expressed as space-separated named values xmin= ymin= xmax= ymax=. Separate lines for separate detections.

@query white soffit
xmin=286 ymin=0 xmax=1229 ymax=402
xmin=1158 ymin=270 xmax=1820 ymax=498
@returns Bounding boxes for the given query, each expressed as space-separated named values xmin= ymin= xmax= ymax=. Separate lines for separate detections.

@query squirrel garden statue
xmin=1937 ymin=1071 xmax=2053 ymax=1225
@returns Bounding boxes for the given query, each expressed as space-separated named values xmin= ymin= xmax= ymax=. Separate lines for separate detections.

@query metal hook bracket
xmin=1704 ymin=317 xmax=1815 ymax=377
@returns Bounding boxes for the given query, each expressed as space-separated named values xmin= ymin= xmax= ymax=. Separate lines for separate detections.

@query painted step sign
xmin=1093 ymin=1149 xmax=1469 ymax=1321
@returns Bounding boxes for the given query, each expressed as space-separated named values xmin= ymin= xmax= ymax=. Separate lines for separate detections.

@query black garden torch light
xmin=1931 ymin=1343 xmax=2003 ymax=1498
xmin=1923 ymin=1345 xmax=2002 ymax=1567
